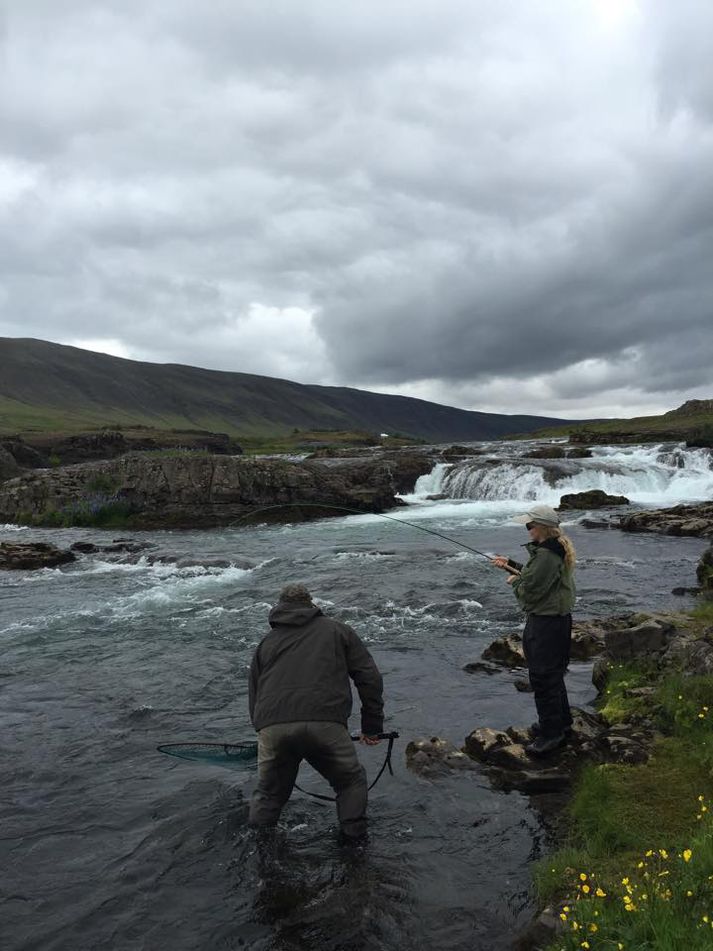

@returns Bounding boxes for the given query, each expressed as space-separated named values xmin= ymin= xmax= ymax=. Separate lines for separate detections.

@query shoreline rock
xmin=0 ymin=542 xmax=76 ymax=570
xmin=0 ymin=453 xmax=406 ymax=529
xmin=619 ymin=502 xmax=713 ymax=538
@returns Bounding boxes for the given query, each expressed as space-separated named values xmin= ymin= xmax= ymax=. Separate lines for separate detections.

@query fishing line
xmin=230 ymin=502 xmax=514 ymax=571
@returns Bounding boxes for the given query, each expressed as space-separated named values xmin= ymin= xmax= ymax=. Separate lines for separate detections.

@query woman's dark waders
xmin=523 ymin=613 xmax=573 ymax=737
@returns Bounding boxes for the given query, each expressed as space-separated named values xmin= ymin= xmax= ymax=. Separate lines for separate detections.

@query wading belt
xmin=294 ymin=731 xmax=400 ymax=803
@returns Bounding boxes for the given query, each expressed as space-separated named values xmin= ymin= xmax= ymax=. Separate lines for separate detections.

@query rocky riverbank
xmin=0 ymin=450 xmax=432 ymax=529
xmin=405 ymin=541 xmax=713 ymax=948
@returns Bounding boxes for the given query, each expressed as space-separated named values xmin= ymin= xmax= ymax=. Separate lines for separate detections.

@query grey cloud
xmin=0 ymin=0 xmax=711 ymax=416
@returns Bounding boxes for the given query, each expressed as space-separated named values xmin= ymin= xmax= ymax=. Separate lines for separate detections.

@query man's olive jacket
xmin=249 ymin=601 xmax=384 ymax=735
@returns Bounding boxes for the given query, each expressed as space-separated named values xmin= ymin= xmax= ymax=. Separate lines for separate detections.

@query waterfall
xmin=408 ymin=443 xmax=713 ymax=506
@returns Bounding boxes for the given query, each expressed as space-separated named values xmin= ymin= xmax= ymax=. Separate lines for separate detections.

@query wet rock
xmin=512 ymin=906 xmax=563 ymax=951
xmin=481 ymin=633 xmax=526 ymax=667
xmin=523 ymin=446 xmax=566 ymax=459
xmin=514 ymin=678 xmax=533 ymax=692
xmin=558 ymin=490 xmax=630 ymax=510
xmin=381 ymin=452 xmax=435 ymax=494
xmin=463 ymin=660 xmax=502 ymax=675
xmin=592 ymin=655 xmax=610 ymax=692
xmin=440 ymin=445 xmax=473 ymax=460
xmin=405 ymin=737 xmax=478 ymax=777
xmin=425 ymin=493 xmax=449 ymax=501
xmin=463 ymin=709 xmax=620 ymax=793
xmin=0 ymin=542 xmax=76 ymax=570
xmin=620 ymin=502 xmax=713 ymax=538
xmin=580 ymin=518 xmax=616 ymax=530
xmin=672 ymin=586 xmax=701 ymax=596
xmin=70 ymin=539 xmax=154 ymax=555
xmin=566 ymin=446 xmax=593 ymax=459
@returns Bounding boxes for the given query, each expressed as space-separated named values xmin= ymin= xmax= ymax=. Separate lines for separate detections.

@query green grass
xmin=536 ymin=615 xmax=713 ymax=949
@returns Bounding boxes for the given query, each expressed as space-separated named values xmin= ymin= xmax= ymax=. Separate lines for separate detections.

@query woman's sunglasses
xmin=525 ymin=522 xmax=536 ymax=530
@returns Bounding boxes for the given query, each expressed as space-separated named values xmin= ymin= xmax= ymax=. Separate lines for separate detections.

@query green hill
xmin=0 ymin=338 xmax=583 ymax=443
xmin=518 ymin=400 xmax=713 ymax=444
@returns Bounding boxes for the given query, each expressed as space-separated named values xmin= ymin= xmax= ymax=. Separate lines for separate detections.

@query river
xmin=2 ymin=440 xmax=711 ymax=950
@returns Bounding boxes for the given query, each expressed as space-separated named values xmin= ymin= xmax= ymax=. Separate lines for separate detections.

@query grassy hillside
xmin=0 ymin=338 xmax=580 ymax=442
xmin=512 ymin=400 xmax=713 ymax=443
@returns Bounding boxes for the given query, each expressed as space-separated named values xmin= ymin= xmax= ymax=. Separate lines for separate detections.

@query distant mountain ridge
xmin=0 ymin=337 xmax=583 ymax=441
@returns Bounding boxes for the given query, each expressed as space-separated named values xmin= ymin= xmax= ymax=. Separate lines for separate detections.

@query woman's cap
xmin=513 ymin=504 xmax=560 ymax=527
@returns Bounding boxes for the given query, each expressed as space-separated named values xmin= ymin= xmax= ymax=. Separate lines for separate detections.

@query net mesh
xmin=157 ymin=742 xmax=258 ymax=771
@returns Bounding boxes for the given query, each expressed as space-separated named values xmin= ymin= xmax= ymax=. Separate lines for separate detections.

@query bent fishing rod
xmin=229 ymin=502 xmax=519 ymax=574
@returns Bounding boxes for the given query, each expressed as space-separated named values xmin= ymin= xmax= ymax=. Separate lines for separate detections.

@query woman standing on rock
xmin=493 ymin=504 xmax=576 ymax=757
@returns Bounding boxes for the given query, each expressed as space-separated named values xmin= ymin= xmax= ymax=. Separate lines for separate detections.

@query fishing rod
xmin=230 ymin=503 xmax=519 ymax=573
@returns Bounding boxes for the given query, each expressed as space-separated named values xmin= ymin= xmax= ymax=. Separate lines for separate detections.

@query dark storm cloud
xmin=0 ymin=0 xmax=711 ymax=416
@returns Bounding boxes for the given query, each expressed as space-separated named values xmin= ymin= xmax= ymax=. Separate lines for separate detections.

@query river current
xmin=2 ymin=441 xmax=711 ymax=950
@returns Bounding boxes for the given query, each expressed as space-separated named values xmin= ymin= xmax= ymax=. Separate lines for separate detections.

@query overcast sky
xmin=1 ymin=1 xmax=711 ymax=419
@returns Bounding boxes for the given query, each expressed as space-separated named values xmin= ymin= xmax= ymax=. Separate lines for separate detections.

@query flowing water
xmin=2 ymin=441 xmax=711 ymax=950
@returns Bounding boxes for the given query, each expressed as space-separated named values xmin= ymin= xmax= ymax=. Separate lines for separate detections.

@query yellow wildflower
xmin=581 ymin=884 xmax=591 ymax=894
xmin=595 ymin=887 xmax=606 ymax=898
xmin=589 ymin=923 xmax=598 ymax=933
xmin=683 ymin=849 xmax=692 ymax=863
xmin=580 ymin=873 xmax=588 ymax=881
xmin=687 ymin=891 xmax=694 ymax=897
xmin=659 ymin=849 xmax=669 ymax=859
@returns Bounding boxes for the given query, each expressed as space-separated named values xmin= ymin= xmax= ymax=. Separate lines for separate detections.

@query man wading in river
xmin=493 ymin=504 xmax=576 ymax=757
xmin=248 ymin=584 xmax=384 ymax=843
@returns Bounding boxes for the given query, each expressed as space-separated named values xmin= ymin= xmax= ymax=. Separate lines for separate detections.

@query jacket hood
xmin=269 ymin=601 xmax=323 ymax=628
xmin=525 ymin=538 xmax=566 ymax=560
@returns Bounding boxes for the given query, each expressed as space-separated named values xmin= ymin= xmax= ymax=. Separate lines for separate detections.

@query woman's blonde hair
xmin=540 ymin=525 xmax=576 ymax=571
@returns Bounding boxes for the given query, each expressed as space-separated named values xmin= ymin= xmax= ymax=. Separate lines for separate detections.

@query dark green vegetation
xmin=537 ymin=608 xmax=713 ymax=950
xmin=0 ymin=338 xmax=578 ymax=442
xmin=518 ymin=399 xmax=713 ymax=444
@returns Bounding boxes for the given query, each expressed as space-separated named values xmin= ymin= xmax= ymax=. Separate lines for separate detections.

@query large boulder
xmin=558 ymin=490 xmax=630 ymax=510
xmin=604 ymin=616 xmax=676 ymax=661
xmin=0 ymin=542 xmax=76 ymax=570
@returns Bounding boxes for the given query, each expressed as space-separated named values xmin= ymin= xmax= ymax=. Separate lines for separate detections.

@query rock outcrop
xmin=558 ymin=489 xmax=630 ymax=510
xmin=0 ymin=453 xmax=402 ymax=528
xmin=619 ymin=502 xmax=713 ymax=538
xmin=0 ymin=448 xmax=21 ymax=483
xmin=0 ymin=542 xmax=76 ymax=570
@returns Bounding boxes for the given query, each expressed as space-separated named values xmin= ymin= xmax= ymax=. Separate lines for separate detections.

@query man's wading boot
xmin=526 ymin=733 xmax=567 ymax=757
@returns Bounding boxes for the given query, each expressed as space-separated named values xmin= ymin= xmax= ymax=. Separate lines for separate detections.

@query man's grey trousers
xmin=248 ymin=721 xmax=368 ymax=838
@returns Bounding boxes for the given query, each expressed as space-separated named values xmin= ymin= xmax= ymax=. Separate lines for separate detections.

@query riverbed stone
xmin=405 ymin=737 xmax=478 ymax=776
xmin=481 ymin=634 xmax=526 ymax=667
xmin=0 ymin=542 xmax=76 ymax=570
xmin=558 ymin=489 xmax=630 ymax=510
